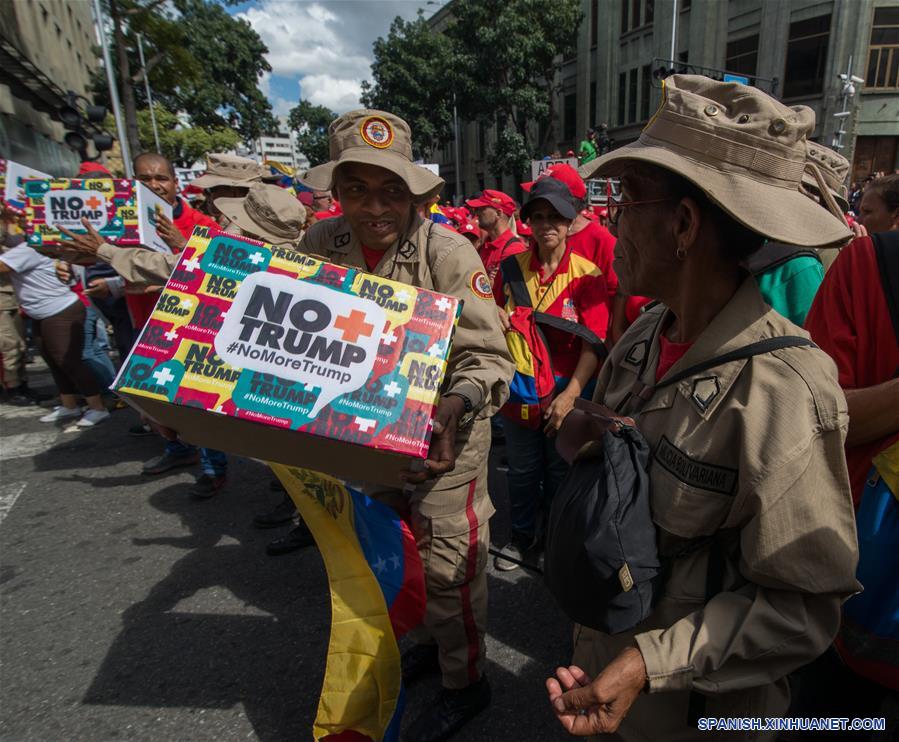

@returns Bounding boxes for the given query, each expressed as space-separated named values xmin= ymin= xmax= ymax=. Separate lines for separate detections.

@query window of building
xmin=628 ymin=68 xmax=638 ymax=123
xmin=726 ymin=34 xmax=759 ymax=77
xmin=783 ymin=14 xmax=831 ymax=98
xmin=641 ymin=63 xmax=652 ymax=120
xmin=866 ymin=6 xmax=899 ymax=90
xmin=618 ymin=72 xmax=627 ymax=125
xmin=591 ymin=0 xmax=599 ymax=47
xmin=681 ymin=0 xmax=691 ymax=9
xmin=563 ymin=92 xmax=578 ymax=141
xmin=621 ymin=0 xmax=655 ymax=33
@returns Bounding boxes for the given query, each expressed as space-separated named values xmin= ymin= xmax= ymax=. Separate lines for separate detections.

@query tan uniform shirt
xmin=299 ymin=214 xmax=514 ymax=503
xmin=97 ymin=244 xmax=178 ymax=285
xmin=579 ymin=277 xmax=860 ymax=731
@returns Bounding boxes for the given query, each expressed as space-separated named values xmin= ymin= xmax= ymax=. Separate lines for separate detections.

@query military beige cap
xmin=214 ymin=183 xmax=306 ymax=246
xmin=191 ymin=153 xmax=264 ymax=190
xmin=803 ymin=141 xmax=850 ymax=212
xmin=581 ymin=75 xmax=851 ymax=249
xmin=301 ymin=109 xmax=444 ymax=200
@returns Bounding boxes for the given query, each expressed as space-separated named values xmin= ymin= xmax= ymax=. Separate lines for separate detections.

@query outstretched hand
xmin=58 ymin=217 xmax=105 ymax=258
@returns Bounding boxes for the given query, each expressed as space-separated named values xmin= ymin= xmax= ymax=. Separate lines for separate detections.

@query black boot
xmin=253 ymin=494 xmax=297 ymax=528
xmin=401 ymin=643 xmax=440 ymax=686
xmin=404 ymin=675 xmax=491 ymax=742
xmin=266 ymin=522 xmax=314 ymax=556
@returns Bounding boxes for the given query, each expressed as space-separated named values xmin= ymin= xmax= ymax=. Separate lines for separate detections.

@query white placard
xmin=4 ymin=160 xmax=52 ymax=209
xmin=43 ymin=189 xmax=109 ymax=231
xmin=530 ymin=157 xmax=579 ymax=181
xmin=215 ymin=271 xmax=387 ymax=417
xmin=136 ymin=182 xmax=173 ymax=254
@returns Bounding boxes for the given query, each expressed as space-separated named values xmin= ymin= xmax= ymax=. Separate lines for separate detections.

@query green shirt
xmin=579 ymin=139 xmax=597 ymax=164
xmin=755 ymin=255 xmax=825 ymax=326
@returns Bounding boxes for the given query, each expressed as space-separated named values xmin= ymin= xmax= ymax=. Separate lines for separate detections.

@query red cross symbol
xmin=334 ymin=309 xmax=374 ymax=343
xmin=85 ymin=195 xmax=103 ymax=210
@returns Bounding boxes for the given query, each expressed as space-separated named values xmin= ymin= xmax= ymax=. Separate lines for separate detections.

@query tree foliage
xmin=361 ymin=0 xmax=581 ymax=179
xmin=360 ymin=12 xmax=456 ymax=160
xmin=93 ymin=0 xmax=275 ymax=157
xmin=286 ymin=100 xmax=337 ymax=167
xmin=134 ymin=105 xmax=240 ymax=168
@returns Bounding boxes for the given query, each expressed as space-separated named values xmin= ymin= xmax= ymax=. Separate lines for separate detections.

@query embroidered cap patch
xmin=360 ymin=116 xmax=394 ymax=149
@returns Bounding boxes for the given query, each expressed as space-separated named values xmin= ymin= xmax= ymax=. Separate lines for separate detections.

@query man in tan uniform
xmin=545 ymin=76 xmax=860 ymax=740
xmin=298 ymin=110 xmax=512 ymax=741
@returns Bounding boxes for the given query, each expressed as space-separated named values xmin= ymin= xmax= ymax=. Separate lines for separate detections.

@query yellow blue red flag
xmin=269 ymin=464 xmax=426 ymax=741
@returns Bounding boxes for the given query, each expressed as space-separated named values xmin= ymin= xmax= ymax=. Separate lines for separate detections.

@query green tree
xmin=93 ymin=0 xmax=274 ymax=157
xmin=134 ymin=105 xmax=240 ymax=167
xmin=360 ymin=12 xmax=456 ymax=160
xmin=447 ymin=0 xmax=582 ymax=179
xmin=287 ymin=100 xmax=337 ymax=167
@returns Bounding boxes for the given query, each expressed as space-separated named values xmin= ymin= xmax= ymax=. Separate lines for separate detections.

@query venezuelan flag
xmin=269 ymin=464 xmax=426 ymax=741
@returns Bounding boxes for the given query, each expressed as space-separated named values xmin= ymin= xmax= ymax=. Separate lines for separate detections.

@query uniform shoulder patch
xmin=625 ymin=340 xmax=649 ymax=367
xmin=470 ymin=271 xmax=493 ymax=299
xmin=691 ymin=376 xmax=720 ymax=411
xmin=397 ymin=240 xmax=417 ymax=259
xmin=333 ymin=232 xmax=351 ymax=250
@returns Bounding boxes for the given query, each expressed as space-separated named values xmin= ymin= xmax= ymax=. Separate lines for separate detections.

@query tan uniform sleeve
xmin=97 ymin=244 xmax=179 ymax=286
xmin=430 ymin=239 xmax=513 ymax=416
xmin=634 ymin=424 xmax=860 ymax=694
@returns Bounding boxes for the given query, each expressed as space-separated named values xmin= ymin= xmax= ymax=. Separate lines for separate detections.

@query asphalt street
xmin=0 ymin=361 xmax=572 ymax=741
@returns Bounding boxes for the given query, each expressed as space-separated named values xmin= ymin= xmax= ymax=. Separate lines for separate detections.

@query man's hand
xmin=58 ymin=217 xmax=105 ymax=258
xmin=55 ymin=260 xmax=73 ymax=284
xmin=545 ymin=647 xmax=647 ymax=736
xmin=497 ymin=307 xmax=511 ymax=332
xmin=85 ymin=278 xmax=110 ymax=299
xmin=155 ymin=208 xmax=186 ymax=252
xmin=401 ymin=394 xmax=465 ymax=484
xmin=544 ymin=390 xmax=576 ymax=437
xmin=850 ymin=221 xmax=868 ymax=239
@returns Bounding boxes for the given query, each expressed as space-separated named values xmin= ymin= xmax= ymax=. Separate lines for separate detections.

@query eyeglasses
xmin=606 ymin=182 xmax=672 ymax=227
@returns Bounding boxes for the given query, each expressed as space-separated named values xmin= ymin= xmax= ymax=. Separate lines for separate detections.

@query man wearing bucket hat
xmin=190 ymin=153 xmax=265 ymax=226
xmin=465 ymin=189 xmax=526 ymax=283
xmin=544 ymin=75 xmax=859 ymax=740
xmin=215 ymin=183 xmax=306 ymax=246
xmin=299 ymin=109 xmax=513 ymax=741
xmin=743 ymin=141 xmax=851 ymax=326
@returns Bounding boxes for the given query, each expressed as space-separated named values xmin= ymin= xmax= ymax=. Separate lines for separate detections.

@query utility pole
xmin=137 ymin=33 xmax=161 ymax=153
xmin=453 ymin=92 xmax=462 ymax=205
xmin=669 ymin=0 xmax=678 ymax=61
xmin=91 ymin=0 xmax=132 ymax=176
xmin=831 ymin=56 xmax=864 ymax=158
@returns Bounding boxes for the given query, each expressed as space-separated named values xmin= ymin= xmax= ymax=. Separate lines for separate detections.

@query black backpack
xmin=543 ymin=334 xmax=816 ymax=634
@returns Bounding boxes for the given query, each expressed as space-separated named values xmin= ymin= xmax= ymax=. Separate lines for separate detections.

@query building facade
xmin=255 ymin=133 xmax=308 ymax=173
xmin=0 ymin=0 xmax=100 ymax=174
xmin=432 ymin=0 xmax=899 ymax=201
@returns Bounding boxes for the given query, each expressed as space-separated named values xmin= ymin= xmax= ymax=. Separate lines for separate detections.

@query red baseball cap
xmin=465 ymin=189 xmax=517 ymax=216
xmin=79 ymin=161 xmax=112 ymax=177
xmin=521 ymin=163 xmax=586 ymax=200
xmin=297 ymin=191 xmax=314 ymax=207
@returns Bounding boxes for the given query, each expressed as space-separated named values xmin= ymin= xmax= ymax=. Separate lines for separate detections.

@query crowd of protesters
xmin=1 ymin=73 xmax=898 ymax=742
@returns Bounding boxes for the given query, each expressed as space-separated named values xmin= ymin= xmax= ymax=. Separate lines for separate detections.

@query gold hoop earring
xmin=676 ymin=247 xmax=687 ymax=261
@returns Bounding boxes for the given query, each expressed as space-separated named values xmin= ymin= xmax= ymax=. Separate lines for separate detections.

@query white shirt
xmin=0 ymin=243 xmax=79 ymax=320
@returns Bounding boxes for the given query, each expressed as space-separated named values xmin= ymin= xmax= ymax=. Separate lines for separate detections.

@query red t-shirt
xmin=494 ymin=244 xmax=610 ymax=377
xmin=655 ymin=334 xmax=693 ymax=382
xmin=126 ymin=198 xmax=216 ymax=330
xmin=360 ymin=245 xmax=384 ymax=272
xmin=566 ymin=221 xmax=618 ymax=302
xmin=477 ymin=228 xmax=527 ymax=284
xmin=804 ymin=235 xmax=899 ymax=506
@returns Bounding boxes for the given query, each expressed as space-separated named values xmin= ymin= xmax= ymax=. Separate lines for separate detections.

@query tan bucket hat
xmin=191 ymin=153 xmax=264 ymax=190
xmin=580 ymin=75 xmax=851 ymax=248
xmin=301 ymin=109 xmax=444 ymax=201
xmin=214 ymin=183 xmax=306 ymax=246
xmin=803 ymin=141 xmax=850 ymax=212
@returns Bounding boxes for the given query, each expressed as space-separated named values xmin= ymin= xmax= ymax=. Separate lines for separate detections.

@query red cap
xmin=297 ymin=191 xmax=314 ymax=206
xmin=79 ymin=161 xmax=112 ymax=177
xmin=517 ymin=222 xmax=533 ymax=237
xmin=465 ymin=189 xmax=517 ymax=216
xmin=521 ymin=163 xmax=586 ymax=200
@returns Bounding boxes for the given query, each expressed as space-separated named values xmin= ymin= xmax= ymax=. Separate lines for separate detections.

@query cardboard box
xmin=113 ymin=226 xmax=462 ymax=487
xmin=23 ymin=178 xmax=172 ymax=252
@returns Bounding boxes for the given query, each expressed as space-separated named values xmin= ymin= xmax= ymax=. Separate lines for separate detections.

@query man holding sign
xmin=299 ymin=109 xmax=513 ymax=742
